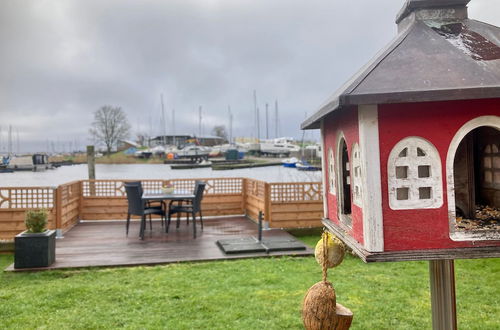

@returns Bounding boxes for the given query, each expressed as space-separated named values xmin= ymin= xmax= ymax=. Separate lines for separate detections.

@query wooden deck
xmin=6 ymin=216 xmax=312 ymax=271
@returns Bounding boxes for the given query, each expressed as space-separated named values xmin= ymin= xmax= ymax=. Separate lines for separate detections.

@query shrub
xmin=25 ymin=209 xmax=48 ymax=233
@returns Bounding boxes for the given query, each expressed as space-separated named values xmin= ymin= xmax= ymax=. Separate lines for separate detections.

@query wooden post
xmin=78 ymin=180 xmax=84 ymax=222
xmin=87 ymin=145 xmax=96 ymax=180
xmin=55 ymin=186 xmax=63 ymax=238
xmin=429 ymin=260 xmax=457 ymax=330
xmin=264 ymin=182 xmax=271 ymax=228
xmin=87 ymin=146 xmax=96 ymax=196
xmin=241 ymin=178 xmax=247 ymax=216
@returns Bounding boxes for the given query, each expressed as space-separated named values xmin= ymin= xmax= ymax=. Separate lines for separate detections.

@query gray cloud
xmin=0 ymin=0 xmax=498 ymax=152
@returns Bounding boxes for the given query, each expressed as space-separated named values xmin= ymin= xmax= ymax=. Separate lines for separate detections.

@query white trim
xmin=351 ymin=143 xmax=363 ymax=207
xmin=320 ymin=120 xmax=328 ymax=218
xmin=358 ymin=105 xmax=384 ymax=252
xmin=446 ymin=115 xmax=500 ymax=241
xmin=328 ymin=147 xmax=336 ymax=195
xmin=388 ymin=137 xmax=443 ymax=210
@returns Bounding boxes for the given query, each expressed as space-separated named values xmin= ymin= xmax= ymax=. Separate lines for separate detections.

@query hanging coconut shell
xmin=315 ymin=232 xmax=345 ymax=268
xmin=302 ymin=281 xmax=337 ymax=330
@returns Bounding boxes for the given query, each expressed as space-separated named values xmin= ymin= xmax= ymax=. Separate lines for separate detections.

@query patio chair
xmin=167 ymin=181 xmax=206 ymax=238
xmin=124 ymin=182 xmax=166 ymax=239
xmin=130 ymin=181 xmax=165 ymax=227
xmin=168 ymin=180 xmax=203 ymax=228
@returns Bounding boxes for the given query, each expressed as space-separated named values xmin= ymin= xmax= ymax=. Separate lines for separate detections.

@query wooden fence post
xmin=264 ymin=182 xmax=271 ymax=228
xmin=55 ymin=185 xmax=63 ymax=238
xmin=241 ymin=178 xmax=247 ymax=215
xmin=78 ymin=180 xmax=84 ymax=222
xmin=87 ymin=146 xmax=96 ymax=196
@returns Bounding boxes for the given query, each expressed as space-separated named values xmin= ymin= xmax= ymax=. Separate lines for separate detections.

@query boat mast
xmin=228 ymin=105 xmax=233 ymax=144
xmin=8 ymin=125 xmax=12 ymax=156
xmin=253 ymin=90 xmax=260 ymax=141
xmin=265 ymin=103 xmax=269 ymax=139
xmin=160 ymin=94 xmax=166 ymax=145
xmin=275 ymin=100 xmax=279 ymax=138
xmin=172 ymin=107 xmax=176 ymax=147
xmin=198 ymin=106 xmax=202 ymax=137
xmin=16 ymin=128 xmax=20 ymax=154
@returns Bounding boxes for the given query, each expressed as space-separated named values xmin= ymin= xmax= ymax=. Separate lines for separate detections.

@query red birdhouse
xmin=302 ymin=0 xmax=500 ymax=262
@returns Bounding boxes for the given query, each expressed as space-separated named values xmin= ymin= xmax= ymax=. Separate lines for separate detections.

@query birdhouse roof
xmin=302 ymin=0 xmax=500 ymax=129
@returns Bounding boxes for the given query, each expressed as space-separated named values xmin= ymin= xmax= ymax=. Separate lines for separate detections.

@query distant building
xmin=117 ymin=140 xmax=140 ymax=152
xmin=149 ymin=135 xmax=225 ymax=147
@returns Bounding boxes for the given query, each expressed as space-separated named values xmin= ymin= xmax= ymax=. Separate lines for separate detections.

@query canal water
xmin=0 ymin=164 xmax=322 ymax=187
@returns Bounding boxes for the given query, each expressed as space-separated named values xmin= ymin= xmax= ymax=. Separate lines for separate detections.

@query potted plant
xmin=14 ymin=209 xmax=56 ymax=269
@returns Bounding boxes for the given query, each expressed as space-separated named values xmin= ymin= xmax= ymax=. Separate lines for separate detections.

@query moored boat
xmin=281 ymin=157 xmax=299 ymax=168
xmin=295 ymin=160 xmax=321 ymax=171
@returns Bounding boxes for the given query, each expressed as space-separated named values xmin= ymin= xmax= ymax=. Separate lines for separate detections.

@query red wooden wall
xmin=323 ymin=107 xmax=364 ymax=245
xmin=378 ymin=98 xmax=500 ymax=251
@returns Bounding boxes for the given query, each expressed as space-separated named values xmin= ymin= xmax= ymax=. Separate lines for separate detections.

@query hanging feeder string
xmin=322 ymin=229 xmax=328 ymax=283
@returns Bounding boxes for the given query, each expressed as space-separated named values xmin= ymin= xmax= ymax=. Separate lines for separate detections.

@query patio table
xmin=141 ymin=191 xmax=196 ymax=235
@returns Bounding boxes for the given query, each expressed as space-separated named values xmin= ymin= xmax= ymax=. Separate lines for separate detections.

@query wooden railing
xmin=268 ymin=182 xmax=323 ymax=228
xmin=0 ymin=186 xmax=56 ymax=239
xmin=0 ymin=178 xmax=323 ymax=240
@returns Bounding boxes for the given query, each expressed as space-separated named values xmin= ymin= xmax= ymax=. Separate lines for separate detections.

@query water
xmin=0 ymin=164 xmax=322 ymax=187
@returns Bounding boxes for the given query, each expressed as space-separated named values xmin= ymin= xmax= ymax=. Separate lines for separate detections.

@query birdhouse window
xmin=328 ymin=148 xmax=336 ymax=195
xmin=352 ymin=143 xmax=362 ymax=207
xmin=337 ymin=137 xmax=352 ymax=226
xmin=388 ymin=137 xmax=443 ymax=210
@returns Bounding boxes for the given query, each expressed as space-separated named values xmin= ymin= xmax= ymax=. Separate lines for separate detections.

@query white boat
xmin=7 ymin=154 xmax=52 ymax=171
xmin=282 ymin=157 xmax=299 ymax=167
xmin=259 ymin=137 xmax=301 ymax=156
xmin=175 ymin=145 xmax=211 ymax=160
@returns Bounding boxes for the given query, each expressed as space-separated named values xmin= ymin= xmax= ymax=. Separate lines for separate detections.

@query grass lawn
xmin=1 ymin=234 xmax=499 ymax=329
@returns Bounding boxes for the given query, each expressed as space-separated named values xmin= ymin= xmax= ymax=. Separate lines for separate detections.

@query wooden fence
xmin=0 ymin=186 xmax=56 ymax=240
xmin=0 ymin=178 xmax=323 ymax=240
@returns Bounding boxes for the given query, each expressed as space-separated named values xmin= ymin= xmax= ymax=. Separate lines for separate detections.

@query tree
xmin=89 ymin=105 xmax=131 ymax=155
xmin=212 ymin=125 xmax=228 ymax=142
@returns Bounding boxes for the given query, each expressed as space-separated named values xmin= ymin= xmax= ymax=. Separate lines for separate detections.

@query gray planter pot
xmin=14 ymin=230 xmax=56 ymax=269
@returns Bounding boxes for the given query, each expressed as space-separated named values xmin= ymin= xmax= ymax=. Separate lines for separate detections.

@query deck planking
xmin=6 ymin=216 xmax=312 ymax=271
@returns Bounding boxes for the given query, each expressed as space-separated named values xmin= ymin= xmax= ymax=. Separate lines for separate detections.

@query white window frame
xmin=388 ymin=137 xmax=443 ymax=210
xmin=351 ymin=143 xmax=362 ymax=207
xmin=328 ymin=147 xmax=336 ymax=195
xmin=446 ymin=116 xmax=500 ymax=241
xmin=483 ymin=143 xmax=500 ymax=187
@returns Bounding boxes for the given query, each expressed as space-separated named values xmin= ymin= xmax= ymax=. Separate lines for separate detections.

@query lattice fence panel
xmin=82 ymin=180 xmax=125 ymax=197
xmin=82 ymin=180 xmax=168 ymax=197
xmin=270 ymin=182 xmax=322 ymax=202
xmin=169 ymin=178 xmax=243 ymax=195
xmin=0 ymin=187 xmax=55 ymax=209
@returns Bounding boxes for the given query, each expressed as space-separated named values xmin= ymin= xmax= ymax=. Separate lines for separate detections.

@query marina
xmin=0 ymin=163 xmax=321 ymax=187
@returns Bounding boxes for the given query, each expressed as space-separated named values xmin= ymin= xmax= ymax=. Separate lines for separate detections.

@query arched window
xmin=388 ymin=137 xmax=443 ymax=210
xmin=483 ymin=144 xmax=500 ymax=186
xmin=328 ymin=148 xmax=336 ymax=194
xmin=351 ymin=143 xmax=362 ymax=207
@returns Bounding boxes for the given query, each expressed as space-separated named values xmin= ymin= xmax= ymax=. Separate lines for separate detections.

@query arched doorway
xmin=447 ymin=116 xmax=500 ymax=240
xmin=336 ymin=136 xmax=352 ymax=227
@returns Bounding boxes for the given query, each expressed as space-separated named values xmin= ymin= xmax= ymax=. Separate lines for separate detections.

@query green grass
xmin=1 ymin=235 xmax=499 ymax=329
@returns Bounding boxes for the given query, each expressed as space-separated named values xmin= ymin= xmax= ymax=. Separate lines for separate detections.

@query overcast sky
xmin=0 ymin=0 xmax=498 ymax=152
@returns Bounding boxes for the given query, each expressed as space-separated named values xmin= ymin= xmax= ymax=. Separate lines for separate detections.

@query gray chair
xmin=124 ymin=182 xmax=166 ymax=239
xmin=167 ymin=182 xmax=206 ymax=238
xmin=132 ymin=181 xmax=165 ymax=227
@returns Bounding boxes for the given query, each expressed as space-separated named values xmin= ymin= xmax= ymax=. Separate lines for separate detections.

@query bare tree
xmin=89 ymin=105 xmax=131 ymax=155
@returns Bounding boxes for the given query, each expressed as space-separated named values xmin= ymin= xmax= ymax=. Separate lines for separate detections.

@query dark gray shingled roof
xmin=302 ymin=0 xmax=500 ymax=129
